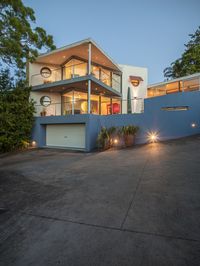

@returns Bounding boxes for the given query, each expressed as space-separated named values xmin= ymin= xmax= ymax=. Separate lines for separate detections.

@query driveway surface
xmin=0 ymin=136 xmax=200 ymax=265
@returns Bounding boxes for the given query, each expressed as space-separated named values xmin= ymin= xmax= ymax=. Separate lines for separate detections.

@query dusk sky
xmin=25 ymin=0 xmax=200 ymax=84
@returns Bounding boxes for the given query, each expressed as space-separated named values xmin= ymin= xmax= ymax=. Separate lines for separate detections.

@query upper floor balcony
xmin=30 ymin=58 xmax=121 ymax=92
xmin=29 ymin=38 xmax=122 ymax=95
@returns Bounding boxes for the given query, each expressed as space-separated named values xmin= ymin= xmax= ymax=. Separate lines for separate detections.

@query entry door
xmin=46 ymin=124 xmax=85 ymax=149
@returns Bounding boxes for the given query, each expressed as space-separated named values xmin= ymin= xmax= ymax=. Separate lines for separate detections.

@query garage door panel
xmin=46 ymin=124 xmax=85 ymax=149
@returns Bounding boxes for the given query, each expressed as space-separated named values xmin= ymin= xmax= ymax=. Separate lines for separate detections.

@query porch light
xmin=147 ymin=131 xmax=159 ymax=143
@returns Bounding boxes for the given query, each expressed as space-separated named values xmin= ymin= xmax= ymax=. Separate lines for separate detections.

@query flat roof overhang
xmin=31 ymin=75 xmax=122 ymax=98
xmin=35 ymin=38 xmax=121 ymax=73
xmin=148 ymin=72 xmax=200 ymax=88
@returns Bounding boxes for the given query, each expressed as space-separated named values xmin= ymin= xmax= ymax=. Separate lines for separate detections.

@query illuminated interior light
xmin=147 ymin=132 xmax=159 ymax=143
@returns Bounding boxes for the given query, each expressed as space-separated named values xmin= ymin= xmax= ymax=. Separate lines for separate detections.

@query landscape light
xmin=32 ymin=141 xmax=37 ymax=147
xmin=191 ymin=122 xmax=197 ymax=128
xmin=147 ymin=132 xmax=159 ymax=143
xmin=114 ymin=139 xmax=118 ymax=144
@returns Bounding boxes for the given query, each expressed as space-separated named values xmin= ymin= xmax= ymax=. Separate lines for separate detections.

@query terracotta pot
xmin=103 ymin=139 xmax=110 ymax=150
xmin=124 ymin=134 xmax=135 ymax=147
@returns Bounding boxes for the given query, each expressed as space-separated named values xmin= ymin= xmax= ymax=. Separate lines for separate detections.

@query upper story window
xmin=40 ymin=96 xmax=51 ymax=107
xmin=63 ymin=59 xmax=87 ymax=79
xmin=40 ymin=67 xmax=52 ymax=78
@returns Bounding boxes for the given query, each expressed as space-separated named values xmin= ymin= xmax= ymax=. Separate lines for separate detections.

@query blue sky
xmin=25 ymin=0 xmax=200 ymax=84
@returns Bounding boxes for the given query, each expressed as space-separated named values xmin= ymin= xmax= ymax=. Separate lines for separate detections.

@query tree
xmin=0 ymin=69 xmax=35 ymax=152
xmin=0 ymin=0 xmax=56 ymax=77
xmin=164 ymin=26 xmax=200 ymax=79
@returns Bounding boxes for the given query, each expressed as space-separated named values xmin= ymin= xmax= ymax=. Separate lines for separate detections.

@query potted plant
xmin=97 ymin=127 xmax=110 ymax=151
xmin=40 ymin=108 xmax=47 ymax=116
xmin=120 ymin=125 xmax=139 ymax=147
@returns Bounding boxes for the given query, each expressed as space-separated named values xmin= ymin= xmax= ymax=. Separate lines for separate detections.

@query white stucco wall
xmin=119 ymin=64 xmax=148 ymax=113
xmin=29 ymin=63 xmax=61 ymax=87
xmin=30 ymin=91 xmax=61 ymax=116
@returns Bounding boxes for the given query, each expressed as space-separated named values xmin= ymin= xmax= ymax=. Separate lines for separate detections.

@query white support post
xmin=199 ymin=76 xmax=200 ymax=91
xmin=87 ymin=42 xmax=92 ymax=114
xmin=72 ymin=90 xmax=75 ymax=115
xmin=88 ymin=42 xmax=91 ymax=75
xmin=88 ymin=80 xmax=91 ymax=114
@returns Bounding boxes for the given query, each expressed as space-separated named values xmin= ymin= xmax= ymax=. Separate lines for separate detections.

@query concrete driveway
xmin=0 ymin=136 xmax=200 ymax=265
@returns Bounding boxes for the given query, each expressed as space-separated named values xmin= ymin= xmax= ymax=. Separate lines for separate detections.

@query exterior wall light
xmin=129 ymin=76 xmax=143 ymax=87
xmin=147 ymin=132 xmax=159 ymax=143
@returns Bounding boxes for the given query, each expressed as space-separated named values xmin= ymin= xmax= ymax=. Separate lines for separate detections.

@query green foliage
xmin=120 ymin=125 xmax=139 ymax=136
xmin=0 ymin=69 xmax=35 ymax=152
xmin=97 ymin=125 xmax=139 ymax=150
xmin=164 ymin=26 xmax=200 ymax=79
xmin=0 ymin=0 xmax=56 ymax=77
xmin=97 ymin=127 xmax=110 ymax=150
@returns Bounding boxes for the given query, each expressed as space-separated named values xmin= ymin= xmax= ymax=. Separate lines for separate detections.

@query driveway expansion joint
xmin=19 ymin=211 xmax=199 ymax=243
xmin=120 ymin=158 xmax=149 ymax=229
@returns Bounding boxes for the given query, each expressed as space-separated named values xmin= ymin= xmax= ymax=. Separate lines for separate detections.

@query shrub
xmin=0 ymin=69 xmax=35 ymax=152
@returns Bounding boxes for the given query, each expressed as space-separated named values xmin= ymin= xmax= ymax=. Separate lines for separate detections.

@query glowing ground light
xmin=147 ymin=132 xmax=159 ymax=143
xmin=32 ymin=141 xmax=37 ymax=147
xmin=191 ymin=123 xmax=197 ymax=128
xmin=114 ymin=139 xmax=118 ymax=144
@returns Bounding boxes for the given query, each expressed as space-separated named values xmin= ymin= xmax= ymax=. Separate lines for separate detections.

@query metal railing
xmin=34 ymin=98 xmax=144 ymax=117
xmin=30 ymin=62 xmax=121 ymax=92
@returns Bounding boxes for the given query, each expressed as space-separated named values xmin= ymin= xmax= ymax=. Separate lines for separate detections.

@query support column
xmin=199 ymin=76 xmax=200 ymax=91
xmin=88 ymin=80 xmax=91 ymax=114
xmin=88 ymin=42 xmax=91 ymax=75
xmin=72 ymin=90 xmax=75 ymax=115
xmin=110 ymin=98 xmax=113 ymax=115
xmin=99 ymin=95 xmax=101 ymax=115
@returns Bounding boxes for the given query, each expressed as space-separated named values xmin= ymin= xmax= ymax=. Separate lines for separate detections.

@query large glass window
xmin=64 ymin=59 xmax=87 ymax=79
xmin=112 ymin=73 xmax=121 ymax=92
xmin=92 ymin=65 xmax=100 ymax=79
xmin=101 ymin=96 xmax=111 ymax=115
xmin=166 ymin=82 xmax=180 ymax=94
xmin=101 ymin=69 xmax=111 ymax=86
xmin=182 ymin=78 xmax=199 ymax=92
xmin=62 ymin=91 xmax=99 ymax=115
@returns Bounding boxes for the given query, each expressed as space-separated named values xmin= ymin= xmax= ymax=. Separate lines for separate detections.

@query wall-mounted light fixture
xmin=129 ymin=76 xmax=143 ymax=87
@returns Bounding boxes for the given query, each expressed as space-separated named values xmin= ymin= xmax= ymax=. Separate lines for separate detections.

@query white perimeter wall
xmin=119 ymin=64 xmax=148 ymax=113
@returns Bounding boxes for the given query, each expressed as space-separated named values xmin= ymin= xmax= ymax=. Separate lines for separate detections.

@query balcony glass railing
xmin=34 ymin=98 xmax=145 ymax=117
xmin=30 ymin=63 xmax=121 ymax=92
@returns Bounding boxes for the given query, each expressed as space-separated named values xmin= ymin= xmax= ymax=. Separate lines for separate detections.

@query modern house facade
xmin=30 ymin=38 xmax=200 ymax=151
xmin=29 ymin=39 xmax=147 ymax=118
